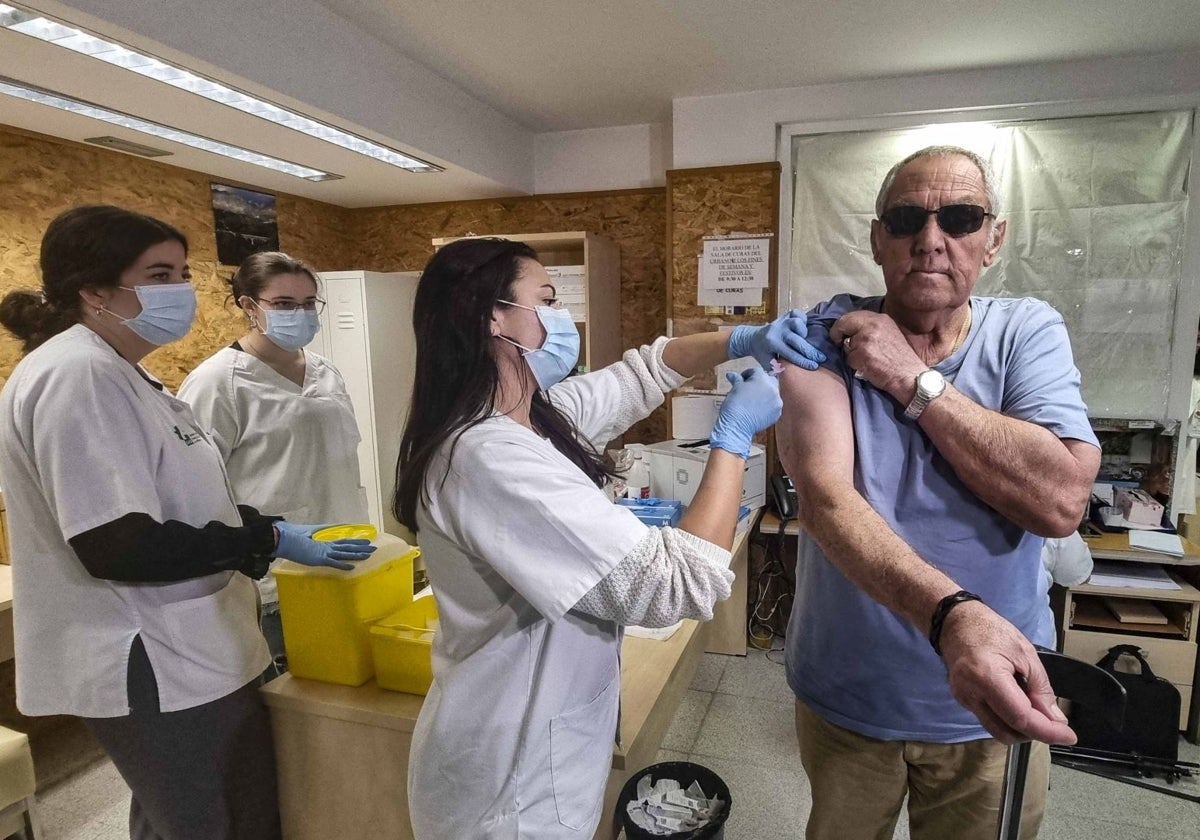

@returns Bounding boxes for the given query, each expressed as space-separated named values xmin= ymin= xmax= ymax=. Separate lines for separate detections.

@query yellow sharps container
xmin=273 ymin=531 xmax=419 ymax=686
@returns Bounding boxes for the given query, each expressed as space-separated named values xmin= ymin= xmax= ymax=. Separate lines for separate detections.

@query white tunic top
xmin=408 ymin=338 xmax=692 ymax=839
xmin=177 ymin=346 xmax=368 ymax=605
xmin=0 ymin=326 xmax=268 ymax=718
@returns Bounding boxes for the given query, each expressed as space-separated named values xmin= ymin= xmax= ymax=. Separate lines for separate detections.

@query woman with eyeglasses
xmin=179 ymin=251 xmax=371 ymax=678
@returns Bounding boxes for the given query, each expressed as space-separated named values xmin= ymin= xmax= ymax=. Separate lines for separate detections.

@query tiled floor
xmin=24 ymin=758 xmax=128 ymax=840
xmin=19 ymin=649 xmax=1200 ymax=839
xmin=652 ymin=649 xmax=1200 ymax=840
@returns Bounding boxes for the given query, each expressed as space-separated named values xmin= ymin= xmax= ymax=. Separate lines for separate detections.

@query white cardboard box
xmin=643 ymin=439 xmax=765 ymax=509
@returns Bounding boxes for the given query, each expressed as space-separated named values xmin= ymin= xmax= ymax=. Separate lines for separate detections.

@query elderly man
xmin=777 ymin=145 xmax=1101 ymax=840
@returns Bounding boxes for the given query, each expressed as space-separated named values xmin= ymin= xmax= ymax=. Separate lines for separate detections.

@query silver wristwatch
xmin=904 ymin=369 xmax=946 ymax=420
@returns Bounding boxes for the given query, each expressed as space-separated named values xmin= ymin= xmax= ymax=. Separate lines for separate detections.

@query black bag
xmin=1068 ymin=644 xmax=1180 ymax=761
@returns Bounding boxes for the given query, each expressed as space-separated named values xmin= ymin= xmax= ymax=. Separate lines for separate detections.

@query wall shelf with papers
xmin=432 ymin=231 xmax=621 ymax=373
xmin=1061 ymin=567 xmax=1200 ymax=735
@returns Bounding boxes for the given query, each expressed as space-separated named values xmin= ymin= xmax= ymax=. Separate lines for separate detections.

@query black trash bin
xmin=615 ymin=761 xmax=732 ymax=839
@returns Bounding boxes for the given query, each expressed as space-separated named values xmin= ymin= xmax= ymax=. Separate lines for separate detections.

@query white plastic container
xmin=625 ymin=451 xmax=651 ymax=500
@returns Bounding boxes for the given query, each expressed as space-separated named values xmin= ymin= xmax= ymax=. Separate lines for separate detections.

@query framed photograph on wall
xmin=210 ymin=183 xmax=279 ymax=266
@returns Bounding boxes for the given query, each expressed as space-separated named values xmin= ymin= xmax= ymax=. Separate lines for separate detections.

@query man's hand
xmin=939 ymin=601 xmax=1077 ymax=745
xmin=830 ymin=310 xmax=925 ymax=398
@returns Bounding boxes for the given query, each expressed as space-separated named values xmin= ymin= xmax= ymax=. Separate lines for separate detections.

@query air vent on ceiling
xmin=83 ymin=136 xmax=173 ymax=158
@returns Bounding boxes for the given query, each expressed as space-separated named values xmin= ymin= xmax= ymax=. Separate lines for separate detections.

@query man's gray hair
xmin=874 ymin=145 xmax=1001 ymax=218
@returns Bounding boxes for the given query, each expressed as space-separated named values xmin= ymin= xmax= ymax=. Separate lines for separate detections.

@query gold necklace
xmin=948 ymin=304 xmax=972 ymax=355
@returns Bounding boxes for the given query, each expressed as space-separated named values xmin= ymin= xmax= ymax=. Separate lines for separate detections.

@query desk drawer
xmin=1062 ymin=629 xmax=1196 ymax=686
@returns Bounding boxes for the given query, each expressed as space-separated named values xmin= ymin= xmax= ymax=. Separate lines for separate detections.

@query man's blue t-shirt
xmin=784 ymin=294 xmax=1099 ymax=742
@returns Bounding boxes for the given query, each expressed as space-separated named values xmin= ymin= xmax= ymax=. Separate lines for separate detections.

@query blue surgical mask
xmin=108 ymin=283 xmax=197 ymax=345
xmin=254 ymin=302 xmax=321 ymax=351
xmin=496 ymin=301 xmax=580 ymax=390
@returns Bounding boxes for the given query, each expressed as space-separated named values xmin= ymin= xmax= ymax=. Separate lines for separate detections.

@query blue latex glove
xmin=709 ymin=368 xmax=783 ymax=459
xmin=727 ymin=308 xmax=826 ymax=371
xmin=271 ymin=522 xmax=377 ymax=572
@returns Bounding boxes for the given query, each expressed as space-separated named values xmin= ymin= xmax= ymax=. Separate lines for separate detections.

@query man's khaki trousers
xmin=795 ymin=700 xmax=1049 ymax=840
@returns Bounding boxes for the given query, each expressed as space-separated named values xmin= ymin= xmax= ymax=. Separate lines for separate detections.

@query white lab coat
xmin=1041 ymin=530 xmax=1094 ymax=591
xmin=408 ymin=338 xmax=687 ymax=839
xmin=0 ymin=326 xmax=268 ymax=718
xmin=177 ymin=346 xmax=369 ymax=605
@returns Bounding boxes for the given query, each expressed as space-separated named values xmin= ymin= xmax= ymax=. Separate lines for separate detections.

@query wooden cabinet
xmin=1061 ymin=573 xmax=1199 ymax=733
xmin=432 ymin=231 xmax=621 ymax=373
xmin=704 ymin=517 xmax=753 ymax=656
xmin=261 ymin=621 xmax=710 ymax=840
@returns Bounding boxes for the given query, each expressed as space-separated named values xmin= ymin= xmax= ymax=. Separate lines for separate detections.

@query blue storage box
xmin=616 ymin=497 xmax=684 ymax=528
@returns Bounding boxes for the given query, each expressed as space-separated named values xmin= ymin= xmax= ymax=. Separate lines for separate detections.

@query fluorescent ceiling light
xmin=0 ymin=78 xmax=341 ymax=181
xmin=0 ymin=2 xmax=441 ymax=173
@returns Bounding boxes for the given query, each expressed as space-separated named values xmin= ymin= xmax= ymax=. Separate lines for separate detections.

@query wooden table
xmin=1083 ymin=529 xmax=1200 ymax=566
xmin=705 ymin=524 xmax=753 ymax=655
xmin=262 ymin=613 xmax=711 ymax=839
xmin=758 ymin=512 xmax=1200 ymax=568
xmin=757 ymin=510 xmax=800 ymax=537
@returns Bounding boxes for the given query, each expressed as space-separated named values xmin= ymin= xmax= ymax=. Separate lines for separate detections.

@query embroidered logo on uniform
xmin=173 ymin=426 xmax=200 ymax=446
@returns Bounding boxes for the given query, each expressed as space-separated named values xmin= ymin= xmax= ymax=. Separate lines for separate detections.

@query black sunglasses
xmin=879 ymin=204 xmax=995 ymax=238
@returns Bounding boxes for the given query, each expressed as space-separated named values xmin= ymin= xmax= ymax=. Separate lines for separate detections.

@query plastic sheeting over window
xmin=789 ymin=111 xmax=1193 ymax=419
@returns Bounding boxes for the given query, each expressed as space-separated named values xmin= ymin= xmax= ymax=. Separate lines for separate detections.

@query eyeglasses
xmin=255 ymin=297 xmax=326 ymax=314
xmin=498 ymin=298 xmax=564 ymax=311
xmin=879 ymin=204 xmax=995 ymax=238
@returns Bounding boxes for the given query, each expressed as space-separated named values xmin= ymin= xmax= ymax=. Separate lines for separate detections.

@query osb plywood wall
xmin=0 ymin=126 xmax=691 ymax=443
xmin=352 ymin=191 xmax=669 ymax=442
xmin=666 ymin=163 xmax=780 ymax=391
xmin=0 ymin=126 xmax=356 ymax=390
xmin=354 ymin=191 xmax=665 ymax=353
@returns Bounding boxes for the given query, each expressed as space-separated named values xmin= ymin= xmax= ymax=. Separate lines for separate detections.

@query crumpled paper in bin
xmin=625 ymin=775 xmax=725 ymax=835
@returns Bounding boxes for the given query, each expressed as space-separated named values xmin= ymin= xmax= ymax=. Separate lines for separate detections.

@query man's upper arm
xmin=775 ymin=364 xmax=856 ymax=506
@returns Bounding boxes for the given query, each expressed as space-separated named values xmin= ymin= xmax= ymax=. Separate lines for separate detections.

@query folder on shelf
xmin=1127 ymin=531 xmax=1184 ymax=556
xmin=1101 ymin=596 xmax=1169 ymax=625
xmin=1087 ymin=560 xmax=1181 ymax=590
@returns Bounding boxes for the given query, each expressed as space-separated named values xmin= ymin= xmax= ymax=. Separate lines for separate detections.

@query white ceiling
xmin=3 ymin=0 xmax=1200 ymax=206
xmin=0 ymin=24 xmax=520 ymax=207
xmin=313 ymin=0 xmax=1200 ymax=131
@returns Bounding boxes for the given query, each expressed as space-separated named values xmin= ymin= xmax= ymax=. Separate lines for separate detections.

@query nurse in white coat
xmin=0 ymin=206 xmax=374 ymax=840
xmin=178 ymin=251 xmax=369 ymax=678
xmin=395 ymin=237 xmax=825 ymax=838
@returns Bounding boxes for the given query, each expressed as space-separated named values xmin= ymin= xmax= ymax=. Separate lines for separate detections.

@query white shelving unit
xmin=312 ymin=270 xmax=419 ymax=541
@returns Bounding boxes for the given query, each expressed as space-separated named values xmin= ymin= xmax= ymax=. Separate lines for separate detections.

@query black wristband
xmin=928 ymin=590 xmax=983 ymax=656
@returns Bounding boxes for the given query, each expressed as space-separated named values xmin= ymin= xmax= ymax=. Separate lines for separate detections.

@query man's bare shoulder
xmin=777 ymin=365 xmax=850 ymax=430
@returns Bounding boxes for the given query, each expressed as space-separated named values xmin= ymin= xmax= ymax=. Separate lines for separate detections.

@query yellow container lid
xmin=272 ymin=534 xmax=418 ymax=579
xmin=312 ymin=523 xmax=378 ymax=542
xmin=370 ymin=596 xmax=438 ymax=639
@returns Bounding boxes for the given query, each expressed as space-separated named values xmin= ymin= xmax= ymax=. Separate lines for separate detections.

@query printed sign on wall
xmin=697 ymin=235 xmax=770 ymax=306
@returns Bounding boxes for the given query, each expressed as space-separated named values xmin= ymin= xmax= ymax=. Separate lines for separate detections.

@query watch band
xmin=928 ymin=590 xmax=983 ymax=656
xmin=904 ymin=391 xmax=932 ymax=420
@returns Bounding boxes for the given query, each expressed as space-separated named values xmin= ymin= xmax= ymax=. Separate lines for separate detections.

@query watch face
xmin=917 ymin=369 xmax=946 ymax=396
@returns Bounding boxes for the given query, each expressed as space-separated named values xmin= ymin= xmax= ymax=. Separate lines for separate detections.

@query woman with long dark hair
xmin=397 ymin=237 xmax=823 ymax=838
xmin=0 ymin=205 xmax=372 ymax=840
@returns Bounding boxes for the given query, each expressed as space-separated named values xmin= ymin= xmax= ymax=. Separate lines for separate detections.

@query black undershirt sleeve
xmin=68 ymin=506 xmax=280 ymax=583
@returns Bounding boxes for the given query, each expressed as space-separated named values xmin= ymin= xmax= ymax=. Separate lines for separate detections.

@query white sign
xmin=701 ymin=237 xmax=770 ymax=290
xmin=696 ymin=257 xmax=763 ymax=306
